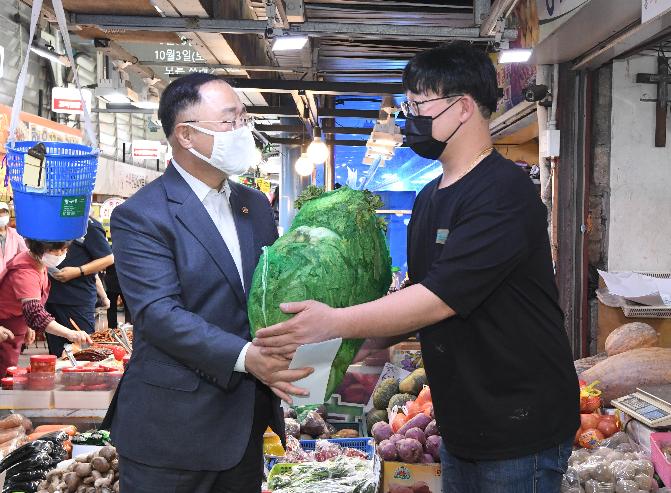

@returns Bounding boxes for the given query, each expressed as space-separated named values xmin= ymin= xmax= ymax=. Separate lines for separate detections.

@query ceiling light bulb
xmin=499 ymin=49 xmax=533 ymax=64
xmin=307 ymin=136 xmax=329 ymax=164
xmin=272 ymin=36 xmax=309 ymax=52
xmin=295 ymin=153 xmax=315 ymax=177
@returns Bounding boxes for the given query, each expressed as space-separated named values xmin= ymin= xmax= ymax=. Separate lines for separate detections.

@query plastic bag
xmin=562 ymin=435 xmax=658 ymax=493
xmin=249 ymin=187 xmax=392 ymax=400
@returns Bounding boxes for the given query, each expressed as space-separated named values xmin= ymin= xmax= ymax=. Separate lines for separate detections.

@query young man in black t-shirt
xmin=254 ymin=43 xmax=579 ymax=492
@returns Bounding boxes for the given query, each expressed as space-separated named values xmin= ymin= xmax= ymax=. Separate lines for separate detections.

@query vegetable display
xmin=562 ymin=435 xmax=657 ymax=492
xmin=0 ymin=432 xmax=69 ymax=493
xmin=283 ymin=407 xmax=359 ymax=441
xmin=581 ymin=347 xmax=671 ymax=405
xmin=370 ymin=382 xmax=441 ymax=464
xmin=36 ymin=445 xmax=120 ymax=493
xmin=249 ymin=186 xmax=392 ymax=400
xmin=268 ymin=455 xmax=378 ymax=493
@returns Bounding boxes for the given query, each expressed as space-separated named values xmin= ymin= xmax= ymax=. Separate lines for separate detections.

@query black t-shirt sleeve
xmin=83 ymin=220 xmax=113 ymax=260
xmin=421 ymin=180 xmax=530 ymax=318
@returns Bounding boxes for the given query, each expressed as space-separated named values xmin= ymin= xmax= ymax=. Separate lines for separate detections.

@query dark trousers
xmin=119 ymin=384 xmax=272 ymax=493
xmin=44 ymin=303 xmax=95 ymax=357
xmin=106 ymin=291 xmax=132 ymax=329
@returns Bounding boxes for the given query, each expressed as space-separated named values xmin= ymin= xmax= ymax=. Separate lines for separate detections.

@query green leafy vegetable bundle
xmin=249 ymin=186 xmax=392 ymax=399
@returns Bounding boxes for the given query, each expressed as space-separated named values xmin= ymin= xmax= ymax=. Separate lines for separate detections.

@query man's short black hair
xmin=158 ymin=73 xmax=223 ymax=138
xmin=403 ymin=42 xmax=499 ymax=118
xmin=25 ymin=239 xmax=71 ymax=257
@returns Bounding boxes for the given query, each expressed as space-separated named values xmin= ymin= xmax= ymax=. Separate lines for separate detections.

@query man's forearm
xmin=334 ymin=284 xmax=455 ymax=339
xmin=81 ymin=254 xmax=114 ymax=275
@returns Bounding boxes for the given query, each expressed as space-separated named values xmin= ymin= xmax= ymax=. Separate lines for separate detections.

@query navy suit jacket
xmin=103 ymin=163 xmax=282 ymax=470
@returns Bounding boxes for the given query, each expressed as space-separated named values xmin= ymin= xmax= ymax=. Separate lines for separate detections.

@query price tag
xmin=60 ymin=196 xmax=87 ymax=218
xmin=22 ymin=143 xmax=47 ymax=190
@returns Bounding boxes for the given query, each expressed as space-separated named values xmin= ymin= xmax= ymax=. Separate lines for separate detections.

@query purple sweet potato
xmin=378 ymin=439 xmax=399 ymax=461
xmin=398 ymin=413 xmax=432 ymax=435
xmin=389 ymin=433 xmax=404 ymax=444
xmin=424 ymin=420 xmax=439 ymax=437
xmin=372 ymin=421 xmax=394 ymax=444
xmin=404 ymin=427 xmax=426 ymax=446
xmin=425 ymin=435 xmax=442 ymax=462
xmin=420 ymin=453 xmax=434 ymax=464
xmin=396 ymin=438 xmax=423 ymax=463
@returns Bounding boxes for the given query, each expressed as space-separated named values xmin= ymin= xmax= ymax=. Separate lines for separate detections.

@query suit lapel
xmin=164 ymin=165 xmax=247 ymax=307
xmin=228 ymin=184 xmax=256 ymax=293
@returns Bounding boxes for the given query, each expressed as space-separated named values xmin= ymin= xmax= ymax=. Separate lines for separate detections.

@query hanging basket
xmin=6 ymin=141 xmax=98 ymax=241
xmin=6 ymin=0 xmax=99 ymax=242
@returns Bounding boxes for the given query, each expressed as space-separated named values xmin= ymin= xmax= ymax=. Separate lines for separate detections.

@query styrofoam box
xmin=72 ymin=444 xmax=103 ymax=459
xmin=53 ymin=390 xmax=114 ymax=409
xmin=0 ymin=390 xmax=53 ymax=409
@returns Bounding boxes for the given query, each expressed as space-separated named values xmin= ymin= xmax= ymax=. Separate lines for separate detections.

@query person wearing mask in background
xmin=0 ymin=239 xmax=92 ymax=376
xmin=45 ymin=216 xmax=113 ymax=357
xmin=102 ymin=73 xmax=312 ymax=493
xmin=0 ymin=202 xmax=27 ymax=275
xmin=253 ymin=43 xmax=579 ymax=493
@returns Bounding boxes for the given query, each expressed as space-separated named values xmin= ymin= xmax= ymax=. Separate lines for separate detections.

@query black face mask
xmin=402 ymin=98 xmax=463 ymax=160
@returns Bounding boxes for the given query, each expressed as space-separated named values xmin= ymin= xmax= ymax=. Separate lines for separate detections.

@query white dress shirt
xmin=172 ymin=160 xmax=250 ymax=372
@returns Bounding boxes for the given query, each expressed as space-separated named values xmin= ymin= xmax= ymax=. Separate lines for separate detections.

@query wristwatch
xmin=79 ymin=266 xmax=85 ymax=277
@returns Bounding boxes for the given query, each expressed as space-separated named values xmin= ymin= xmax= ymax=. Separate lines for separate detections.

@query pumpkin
xmin=582 ymin=347 xmax=671 ymax=404
xmin=604 ymin=322 xmax=658 ymax=356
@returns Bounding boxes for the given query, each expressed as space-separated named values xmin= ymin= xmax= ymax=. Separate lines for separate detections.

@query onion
xmin=580 ymin=413 xmax=600 ymax=430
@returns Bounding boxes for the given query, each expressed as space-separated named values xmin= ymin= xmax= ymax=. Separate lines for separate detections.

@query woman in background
xmin=0 ymin=239 xmax=91 ymax=376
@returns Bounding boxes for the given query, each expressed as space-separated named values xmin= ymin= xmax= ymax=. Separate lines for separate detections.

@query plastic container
xmin=6 ymin=141 xmax=98 ymax=241
xmin=30 ymin=355 xmax=57 ymax=374
xmin=6 ymin=366 xmax=29 ymax=377
xmin=12 ymin=376 xmax=28 ymax=390
xmin=81 ymin=367 xmax=107 ymax=387
xmin=27 ymin=372 xmax=55 ymax=391
xmin=651 ymin=432 xmax=671 ymax=487
xmin=59 ymin=367 xmax=84 ymax=387
xmin=1 ymin=377 xmax=14 ymax=390
xmin=122 ymin=355 xmax=130 ymax=370
xmin=105 ymin=371 xmax=123 ymax=390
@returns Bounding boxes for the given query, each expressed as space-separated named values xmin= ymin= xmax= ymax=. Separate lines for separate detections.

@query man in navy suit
xmin=103 ymin=73 xmax=312 ymax=493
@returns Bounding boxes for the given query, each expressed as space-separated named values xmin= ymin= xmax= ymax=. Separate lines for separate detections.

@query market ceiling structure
xmin=29 ymin=0 xmax=520 ymax=147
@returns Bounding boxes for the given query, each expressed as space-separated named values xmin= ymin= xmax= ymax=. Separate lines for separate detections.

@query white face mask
xmin=187 ymin=124 xmax=258 ymax=176
xmin=42 ymin=252 xmax=66 ymax=269
xmin=0 ymin=216 xmax=9 ymax=227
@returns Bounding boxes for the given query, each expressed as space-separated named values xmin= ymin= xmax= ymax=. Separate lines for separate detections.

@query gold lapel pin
xmin=241 ymin=207 xmax=249 ymax=214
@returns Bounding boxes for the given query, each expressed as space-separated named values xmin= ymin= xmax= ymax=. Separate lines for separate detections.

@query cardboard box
xmin=0 ymin=390 xmax=53 ymax=409
xmin=382 ymin=461 xmax=442 ymax=493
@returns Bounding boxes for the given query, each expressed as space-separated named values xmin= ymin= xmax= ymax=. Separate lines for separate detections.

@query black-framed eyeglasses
xmin=401 ymin=94 xmax=464 ymax=117
xmin=182 ymin=114 xmax=255 ymax=129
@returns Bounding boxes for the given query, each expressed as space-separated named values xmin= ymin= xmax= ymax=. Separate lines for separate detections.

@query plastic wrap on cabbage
xmin=268 ymin=456 xmax=378 ymax=493
xmin=249 ymin=187 xmax=392 ymax=399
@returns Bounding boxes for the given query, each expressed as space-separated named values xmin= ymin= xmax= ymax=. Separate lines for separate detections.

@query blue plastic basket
xmin=5 ymin=141 xmax=98 ymax=241
xmin=299 ymin=437 xmax=375 ymax=459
